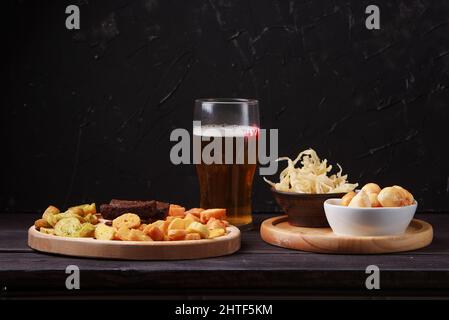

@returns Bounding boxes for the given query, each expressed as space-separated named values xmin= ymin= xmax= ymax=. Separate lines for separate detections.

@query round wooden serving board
xmin=260 ymin=215 xmax=433 ymax=254
xmin=28 ymin=226 xmax=240 ymax=260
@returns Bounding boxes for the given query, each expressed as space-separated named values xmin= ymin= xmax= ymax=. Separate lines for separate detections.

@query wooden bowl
xmin=270 ymin=188 xmax=346 ymax=227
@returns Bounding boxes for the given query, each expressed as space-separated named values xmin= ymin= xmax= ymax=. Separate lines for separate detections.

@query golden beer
xmin=195 ymin=125 xmax=258 ymax=227
xmin=194 ymin=98 xmax=260 ymax=229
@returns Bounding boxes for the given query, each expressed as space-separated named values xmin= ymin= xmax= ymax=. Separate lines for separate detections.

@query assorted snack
xmin=34 ymin=201 xmax=230 ymax=241
xmin=340 ymin=183 xmax=414 ymax=208
xmin=99 ymin=206 xmax=228 ymax=241
xmin=264 ymin=148 xmax=358 ymax=194
xmin=32 ymin=151 xmax=415 ymax=249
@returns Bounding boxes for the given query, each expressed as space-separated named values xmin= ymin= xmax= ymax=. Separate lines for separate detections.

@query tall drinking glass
xmin=194 ymin=99 xmax=260 ymax=229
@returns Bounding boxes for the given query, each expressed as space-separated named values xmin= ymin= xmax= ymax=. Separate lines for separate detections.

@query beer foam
xmin=193 ymin=125 xmax=259 ymax=137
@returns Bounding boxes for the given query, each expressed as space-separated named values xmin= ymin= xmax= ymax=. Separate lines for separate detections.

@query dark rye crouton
xmin=100 ymin=199 xmax=169 ymax=223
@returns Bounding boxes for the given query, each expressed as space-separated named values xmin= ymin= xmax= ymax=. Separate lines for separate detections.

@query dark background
xmin=2 ymin=0 xmax=449 ymax=214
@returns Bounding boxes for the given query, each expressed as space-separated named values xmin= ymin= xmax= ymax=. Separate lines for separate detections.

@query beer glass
xmin=194 ymin=99 xmax=259 ymax=229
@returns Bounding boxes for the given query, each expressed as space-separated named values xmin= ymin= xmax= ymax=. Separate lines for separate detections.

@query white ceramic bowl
xmin=324 ymin=199 xmax=417 ymax=236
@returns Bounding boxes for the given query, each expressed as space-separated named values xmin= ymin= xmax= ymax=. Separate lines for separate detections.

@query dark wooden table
xmin=1 ymin=213 xmax=449 ymax=299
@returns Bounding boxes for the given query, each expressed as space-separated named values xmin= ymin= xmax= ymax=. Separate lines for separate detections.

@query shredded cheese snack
xmin=264 ymin=148 xmax=358 ymax=194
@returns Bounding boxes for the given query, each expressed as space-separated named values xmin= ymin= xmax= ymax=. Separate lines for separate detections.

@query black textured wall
xmin=3 ymin=0 xmax=449 ymax=213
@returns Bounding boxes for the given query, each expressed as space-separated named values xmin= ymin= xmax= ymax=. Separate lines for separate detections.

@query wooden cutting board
xmin=260 ymin=215 xmax=433 ymax=254
xmin=28 ymin=226 xmax=240 ymax=260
